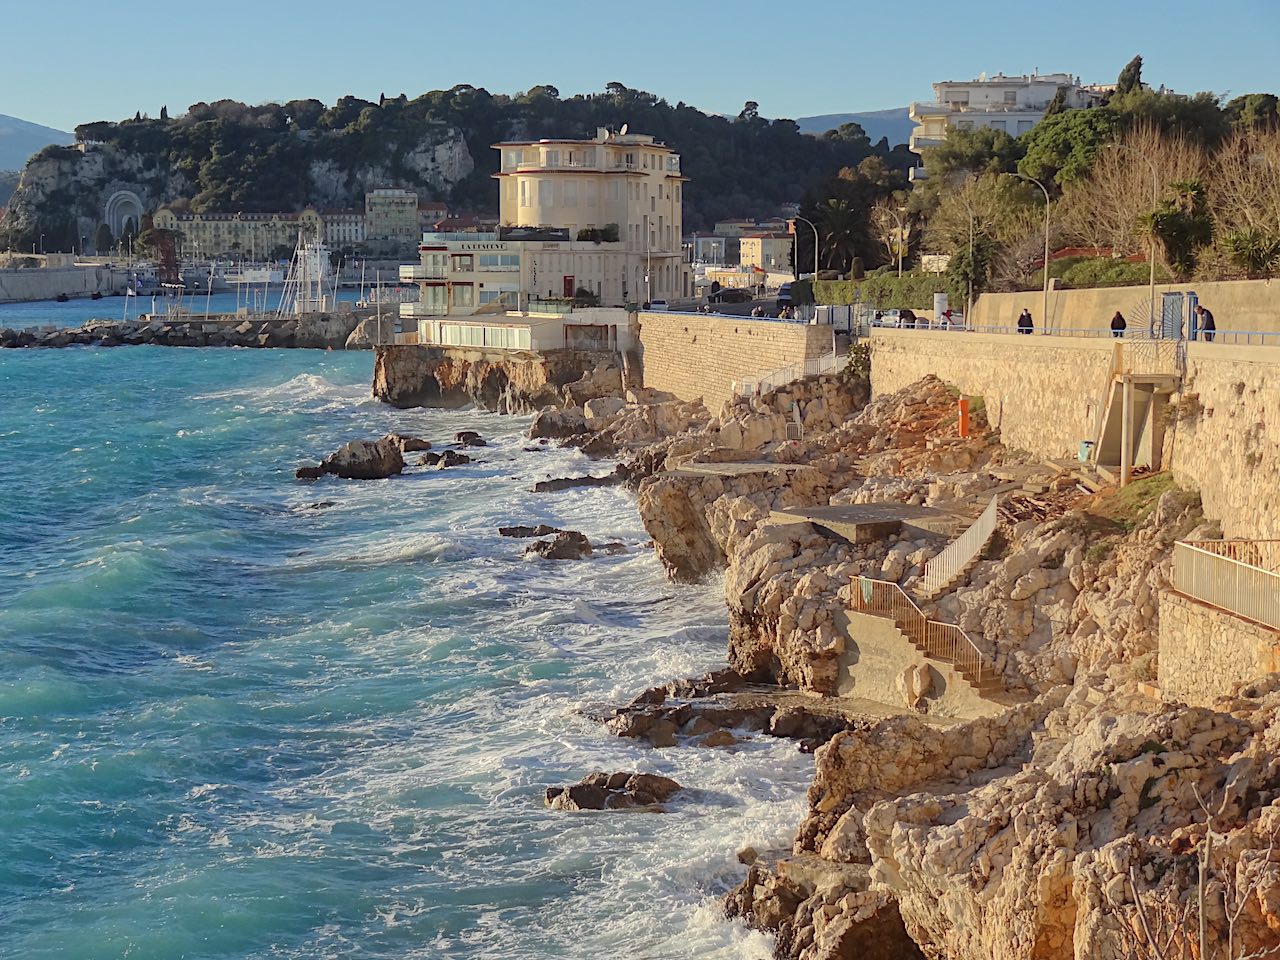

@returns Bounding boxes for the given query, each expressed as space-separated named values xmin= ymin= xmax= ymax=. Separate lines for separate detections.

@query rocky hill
xmin=1 ymin=85 xmax=910 ymax=252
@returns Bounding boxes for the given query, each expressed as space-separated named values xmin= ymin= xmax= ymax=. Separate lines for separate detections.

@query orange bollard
xmin=958 ymin=397 xmax=970 ymax=438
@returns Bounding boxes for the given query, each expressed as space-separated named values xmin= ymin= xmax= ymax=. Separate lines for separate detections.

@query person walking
xmin=1110 ymin=311 xmax=1127 ymax=338
xmin=1196 ymin=304 xmax=1216 ymax=342
xmin=1017 ymin=308 xmax=1034 ymax=335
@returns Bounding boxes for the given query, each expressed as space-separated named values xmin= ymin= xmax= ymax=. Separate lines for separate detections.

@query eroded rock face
xmin=454 ymin=430 xmax=486 ymax=447
xmin=544 ymin=772 xmax=682 ymax=812
xmin=384 ymin=433 xmax=431 ymax=453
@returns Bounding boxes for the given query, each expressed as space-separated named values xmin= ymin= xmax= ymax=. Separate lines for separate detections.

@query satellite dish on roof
xmin=619 ymin=123 xmax=628 ymax=136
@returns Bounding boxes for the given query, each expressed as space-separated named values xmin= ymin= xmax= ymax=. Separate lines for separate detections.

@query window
xmin=657 ymin=184 xmax=663 ymax=200
xmin=520 ymin=180 xmax=530 ymax=207
xmin=453 ymin=285 xmax=474 ymax=307
xmin=1004 ymin=90 xmax=1017 ymax=104
xmin=586 ymin=182 xmax=598 ymax=207
xmin=563 ymin=179 xmax=578 ymax=206
xmin=609 ymin=181 xmax=621 ymax=202
xmin=538 ymin=180 xmax=553 ymax=206
xmin=545 ymin=149 xmax=560 ymax=167
xmin=478 ymin=254 xmax=519 ymax=268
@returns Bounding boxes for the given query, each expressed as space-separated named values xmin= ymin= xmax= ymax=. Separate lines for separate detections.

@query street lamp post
xmin=792 ymin=216 xmax=820 ymax=310
xmin=1007 ymin=172 xmax=1051 ymax=331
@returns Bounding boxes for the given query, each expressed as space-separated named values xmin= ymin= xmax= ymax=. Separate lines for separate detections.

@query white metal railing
xmin=735 ymin=350 xmax=848 ymax=396
xmin=920 ymin=496 xmax=998 ymax=598
xmin=1122 ymin=338 xmax=1186 ymax=377
xmin=1173 ymin=541 xmax=1280 ymax=631
xmin=851 ymin=576 xmax=993 ymax=688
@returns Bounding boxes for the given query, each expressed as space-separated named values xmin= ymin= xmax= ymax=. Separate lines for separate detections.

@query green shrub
xmin=814 ymin=272 xmax=951 ymax=309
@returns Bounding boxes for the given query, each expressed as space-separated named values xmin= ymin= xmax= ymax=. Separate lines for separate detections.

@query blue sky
xmin=5 ymin=0 xmax=1278 ymax=132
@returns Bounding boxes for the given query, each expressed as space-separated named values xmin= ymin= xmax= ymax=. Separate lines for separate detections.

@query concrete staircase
xmin=851 ymin=576 xmax=1002 ymax=698
xmin=917 ymin=496 xmax=998 ymax=600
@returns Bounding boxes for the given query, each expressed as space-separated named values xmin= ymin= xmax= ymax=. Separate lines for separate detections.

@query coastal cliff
xmin=513 ymin=360 xmax=1280 ymax=959
xmin=372 ymin=344 xmax=623 ymax=413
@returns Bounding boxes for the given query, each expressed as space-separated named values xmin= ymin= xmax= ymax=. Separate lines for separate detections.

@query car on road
xmin=647 ymin=299 xmax=669 ymax=311
xmin=709 ymin=287 xmax=752 ymax=304
xmin=776 ymin=281 xmax=794 ymax=311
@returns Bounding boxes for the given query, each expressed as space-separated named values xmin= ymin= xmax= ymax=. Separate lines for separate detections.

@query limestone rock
xmin=544 ymin=771 xmax=682 ymax=811
xmin=524 ymin=531 xmax=593 ymax=560
xmin=314 ymin=438 xmax=405 ymax=480
xmin=454 ymin=430 xmax=487 ymax=447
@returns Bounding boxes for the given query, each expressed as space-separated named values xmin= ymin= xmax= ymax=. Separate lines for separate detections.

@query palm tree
xmin=815 ymin=198 xmax=860 ymax=273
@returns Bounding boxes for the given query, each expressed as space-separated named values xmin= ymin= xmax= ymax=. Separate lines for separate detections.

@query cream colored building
xmin=324 ymin=210 xmax=366 ymax=247
xmin=740 ymin=233 xmax=793 ymax=272
xmin=401 ymin=128 xmax=689 ymax=336
xmin=909 ymin=72 xmax=1105 ymax=154
xmin=364 ymin=188 xmax=419 ymax=241
xmin=152 ymin=208 xmax=323 ymax=258
xmin=494 ymin=128 xmax=685 ymax=303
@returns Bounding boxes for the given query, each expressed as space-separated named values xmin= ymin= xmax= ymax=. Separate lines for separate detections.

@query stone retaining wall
xmin=636 ymin=312 xmax=834 ymax=412
xmin=1167 ymin=342 xmax=1280 ymax=540
xmin=869 ymin=329 xmax=1115 ymax=460
xmin=1158 ymin=590 xmax=1280 ymax=706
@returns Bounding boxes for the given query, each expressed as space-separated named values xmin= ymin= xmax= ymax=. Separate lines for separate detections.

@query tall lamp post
xmin=791 ymin=215 xmax=820 ymax=298
xmin=1110 ymin=143 xmax=1160 ymax=337
xmin=1006 ymin=172 xmax=1051 ymax=331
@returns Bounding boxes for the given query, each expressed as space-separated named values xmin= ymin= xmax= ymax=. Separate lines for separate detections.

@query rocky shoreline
xmin=342 ymin=356 xmax=1280 ymax=958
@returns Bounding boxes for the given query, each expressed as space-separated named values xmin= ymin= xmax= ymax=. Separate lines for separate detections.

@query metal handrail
xmin=1173 ymin=541 xmax=1280 ymax=631
xmin=736 ymin=350 xmax=847 ymax=397
xmin=851 ymin=576 xmax=990 ymax=686
xmin=920 ymin=496 xmax=998 ymax=598
xmin=870 ymin=324 xmax=1280 ymax=345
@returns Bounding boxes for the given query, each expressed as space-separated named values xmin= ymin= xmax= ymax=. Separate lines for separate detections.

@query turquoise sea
xmin=0 ymin=345 xmax=809 ymax=959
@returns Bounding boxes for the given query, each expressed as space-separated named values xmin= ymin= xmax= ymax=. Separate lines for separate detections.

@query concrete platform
xmin=769 ymin=502 xmax=969 ymax=544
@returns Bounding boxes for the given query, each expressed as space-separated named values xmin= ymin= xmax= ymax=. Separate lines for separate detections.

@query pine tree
xmin=1116 ymin=56 xmax=1143 ymax=97
xmin=160 ymin=105 xmax=169 ymax=120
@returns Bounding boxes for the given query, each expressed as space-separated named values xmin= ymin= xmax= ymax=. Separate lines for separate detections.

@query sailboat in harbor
xmin=276 ymin=233 xmax=336 ymax=316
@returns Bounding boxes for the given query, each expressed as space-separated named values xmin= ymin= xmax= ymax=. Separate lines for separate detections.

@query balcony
xmin=910 ymin=100 xmax=1049 ymax=117
xmin=400 ymin=265 xmax=447 ymax=281
xmin=401 ymin=301 xmax=447 ymax=318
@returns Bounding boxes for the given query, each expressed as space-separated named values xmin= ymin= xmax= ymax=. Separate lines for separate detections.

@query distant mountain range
xmin=796 ymin=108 xmax=913 ymax=146
xmin=0 ymin=114 xmax=72 ymax=172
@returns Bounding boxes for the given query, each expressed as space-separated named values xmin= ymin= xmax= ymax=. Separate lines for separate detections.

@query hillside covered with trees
xmin=2 ymin=83 xmax=914 ymax=252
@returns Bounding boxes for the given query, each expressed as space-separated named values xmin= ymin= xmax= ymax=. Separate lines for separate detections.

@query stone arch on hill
xmin=104 ymin=190 xmax=143 ymax=239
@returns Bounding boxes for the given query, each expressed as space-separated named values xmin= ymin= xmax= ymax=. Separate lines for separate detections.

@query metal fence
xmin=736 ymin=350 xmax=847 ymax=396
xmin=920 ymin=496 xmax=998 ymax=598
xmin=873 ymin=323 xmax=1280 ymax=346
xmin=851 ymin=576 xmax=990 ymax=686
xmin=1173 ymin=540 xmax=1280 ymax=631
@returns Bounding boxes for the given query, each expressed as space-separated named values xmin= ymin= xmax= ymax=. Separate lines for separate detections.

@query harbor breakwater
xmin=1 ymin=309 xmax=371 ymax=351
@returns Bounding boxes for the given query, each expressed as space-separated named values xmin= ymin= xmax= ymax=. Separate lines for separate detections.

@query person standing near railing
xmin=1110 ymin=311 xmax=1126 ymax=338
xmin=1017 ymin=308 xmax=1034 ymax=334
xmin=1195 ymin=304 xmax=1216 ymax=342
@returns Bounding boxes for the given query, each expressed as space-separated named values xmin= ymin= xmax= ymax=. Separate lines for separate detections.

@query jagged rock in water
xmin=544 ymin=771 xmax=682 ymax=812
xmin=524 ymin=531 xmax=592 ymax=560
xmin=297 ymin=438 xmax=405 ymax=480
xmin=454 ymin=430 xmax=486 ymax=447
xmin=418 ymin=450 xmax=472 ymax=469
xmin=532 ymin=465 xmax=625 ymax=493
xmin=383 ymin=433 xmax=431 ymax=453
xmin=498 ymin=524 xmax=562 ymax=538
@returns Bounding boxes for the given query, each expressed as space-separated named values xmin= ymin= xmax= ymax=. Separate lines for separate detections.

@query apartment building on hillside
xmin=909 ymin=71 xmax=1105 ymax=156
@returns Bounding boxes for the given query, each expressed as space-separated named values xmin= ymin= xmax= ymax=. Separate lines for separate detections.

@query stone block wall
xmin=870 ymin=329 xmax=1116 ymax=460
xmin=1167 ymin=343 xmax=1280 ymax=540
xmin=636 ymin=312 xmax=834 ymax=412
xmin=1158 ymin=591 xmax=1280 ymax=707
